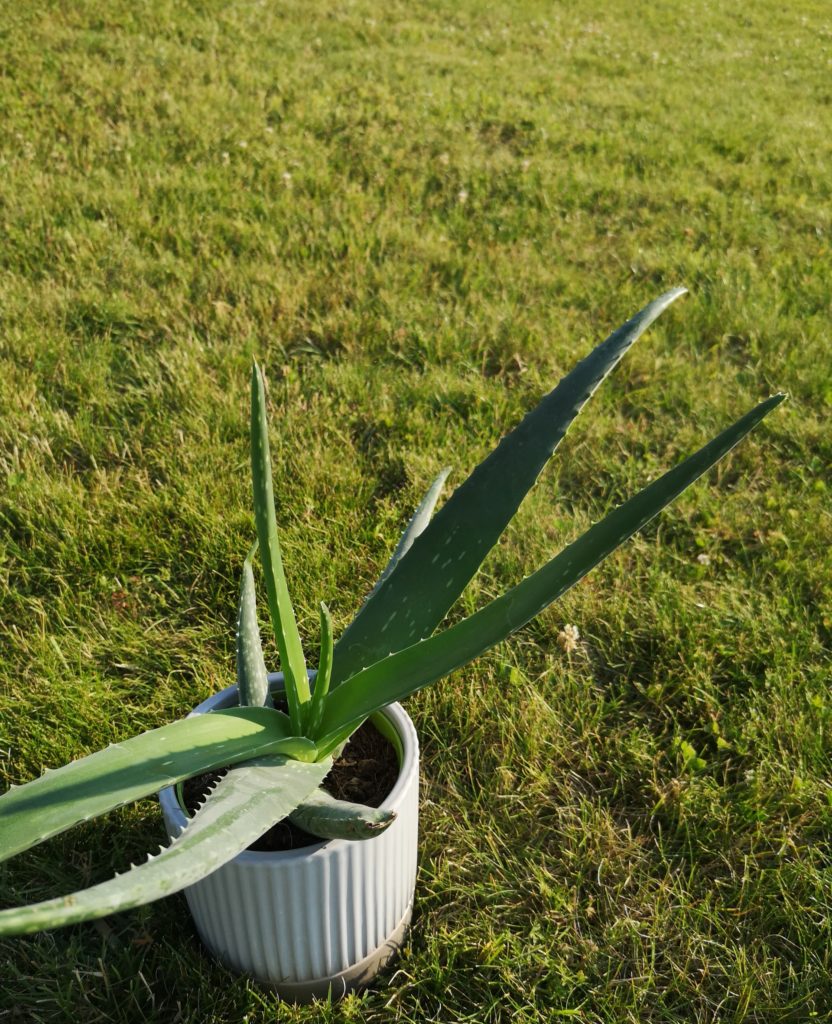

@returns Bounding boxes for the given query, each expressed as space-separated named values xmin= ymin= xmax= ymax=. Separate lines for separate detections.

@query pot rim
xmin=158 ymin=674 xmax=418 ymax=865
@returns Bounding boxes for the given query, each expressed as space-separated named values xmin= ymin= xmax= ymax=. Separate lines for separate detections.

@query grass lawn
xmin=0 ymin=0 xmax=830 ymax=1020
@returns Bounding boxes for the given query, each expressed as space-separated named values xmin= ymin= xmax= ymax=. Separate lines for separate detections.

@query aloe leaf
xmin=289 ymin=788 xmax=397 ymax=841
xmin=305 ymin=602 xmax=334 ymax=738
xmin=251 ymin=362 xmax=309 ymax=731
xmin=315 ymin=722 xmax=358 ymax=760
xmin=318 ymin=394 xmax=785 ymax=741
xmin=331 ymin=289 xmax=687 ymax=686
xmin=370 ymin=467 xmax=451 ymax=595
xmin=0 ymin=707 xmax=297 ymax=864
xmin=236 ymin=546 xmax=272 ymax=709
xmin=0 ymin=755 xmax=330 ymax=935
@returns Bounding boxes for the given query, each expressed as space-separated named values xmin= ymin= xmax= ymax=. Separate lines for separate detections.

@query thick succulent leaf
xmin=0 ymin=707 xmax=299 ymax=864
xmin=305 ymin=602 xmax=334 ymax=737
xmin=315 ymin=722 xmax=358 ymax=761
xmin=236 ymin=551 xmax=272 ymax=708
xmin=369 ymin=467 xmax=451 ymax=595
xmin=251 ymin=362 xmax=310 ymax=731
xmin=331 ymin=289 xmax=687 ymax=686
xmin=289 ymin=787 xmax=397 ymax=841
xmin=318 ymin=394 xmax=785 ymax=741
xmin=0 ymin=755 xmax=330 ymax=935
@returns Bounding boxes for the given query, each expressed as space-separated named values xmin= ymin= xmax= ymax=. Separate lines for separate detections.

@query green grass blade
xmin=0 ymin=755 xmax=330 ymax=935
xmin=305 ymin=602 xmax=334 ymax=737
xmin=250 ymin=362 xmax=310 ymax=731
xmin=331 ymin=289 xmax=687 ymax=686
xmin=318 ymin=394 xmax=786 ymax=741
xmin=236 ymin=547 xmax=272 ymax=709
xmin=289 ymin=788 xmax=396 ymax=840
xmin=0 ymin=707 xmax=296 ymax=864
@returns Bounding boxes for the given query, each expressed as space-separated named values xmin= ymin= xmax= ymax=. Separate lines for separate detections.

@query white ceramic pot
xmin=158 ymin=675 xmax=419 ymax=1001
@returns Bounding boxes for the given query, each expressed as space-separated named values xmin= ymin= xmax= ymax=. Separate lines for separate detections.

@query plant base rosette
xmin=158 ymin=681 xmax=419 ymax=1001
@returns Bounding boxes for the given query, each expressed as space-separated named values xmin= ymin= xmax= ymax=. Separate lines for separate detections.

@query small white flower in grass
xmin=557 ymin=624 xmax=580 ymax=654
xmin=696 ymin=553 xmax=710 ymax=565
xmin=282 ymin=172 xmax=293 ymax=187
xmin=457 ymin=189 xmax=468 ymax=204
xmin=221 ymin=151 xmax=230 ymax=165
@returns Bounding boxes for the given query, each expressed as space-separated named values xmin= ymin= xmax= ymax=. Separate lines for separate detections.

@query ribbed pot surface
xmin=158 ymin=680 xmax=419 ymax=998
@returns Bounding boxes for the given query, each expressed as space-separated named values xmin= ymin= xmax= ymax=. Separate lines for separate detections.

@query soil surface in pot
xmin=182 ymin=719 xmax=399 ymax=851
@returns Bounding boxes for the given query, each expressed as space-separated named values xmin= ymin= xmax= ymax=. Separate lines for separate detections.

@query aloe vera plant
xmin=0 ymin=289 xmax=785 ymax=936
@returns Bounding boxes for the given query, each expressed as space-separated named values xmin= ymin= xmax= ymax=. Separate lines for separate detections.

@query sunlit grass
xmin=0 ymin=0 xmax=829 ymax=1020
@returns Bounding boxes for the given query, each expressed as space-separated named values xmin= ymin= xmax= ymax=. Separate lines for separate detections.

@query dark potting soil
xmin=181 ymin=718 xmax=399 ymax=852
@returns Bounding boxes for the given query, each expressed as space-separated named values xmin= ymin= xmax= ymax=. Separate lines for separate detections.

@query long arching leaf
xmin=0 ymin=755 xmax=329 ymax=935
xmin=317 ymin=394 xmax=785 ymax=745
xmin=331 ymin=289 xmax=687 ymax=686
xmin=0 ymin=707 xmax=303 ymax=864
